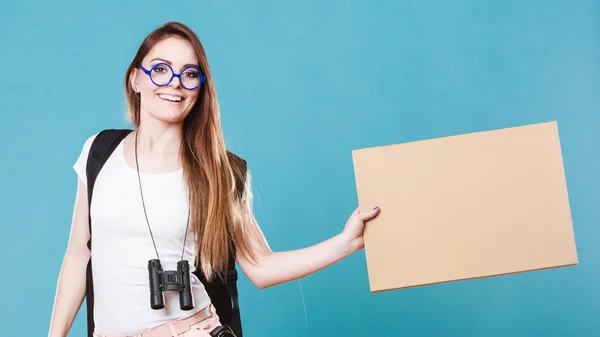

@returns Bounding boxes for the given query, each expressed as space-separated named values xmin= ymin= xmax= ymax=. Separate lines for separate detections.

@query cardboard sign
xmin=352 ymin=121 xmax=578 ymax=292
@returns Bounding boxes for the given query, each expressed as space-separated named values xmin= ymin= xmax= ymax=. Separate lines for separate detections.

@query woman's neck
xmin=135 ymin=118 xmax=184 ymax=157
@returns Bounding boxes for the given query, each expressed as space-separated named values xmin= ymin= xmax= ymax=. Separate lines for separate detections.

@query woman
xmin=48 ymin=21 xmax=380 ymax=337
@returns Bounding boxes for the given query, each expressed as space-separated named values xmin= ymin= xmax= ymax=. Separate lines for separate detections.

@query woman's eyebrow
xmin=150 ymin=58 xmax=199 ymax=68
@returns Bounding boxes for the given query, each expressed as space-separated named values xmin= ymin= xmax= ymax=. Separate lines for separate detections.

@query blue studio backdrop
xmin=0 ymin=1 xmax=598 ymax=336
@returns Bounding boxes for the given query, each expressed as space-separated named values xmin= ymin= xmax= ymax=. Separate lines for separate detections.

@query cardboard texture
xmin=352 ymin=121 xmax=578 ymax=293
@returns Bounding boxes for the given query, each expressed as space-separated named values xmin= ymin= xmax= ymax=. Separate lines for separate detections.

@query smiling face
xmin=130 ymin=36 xmax=202 ymax=125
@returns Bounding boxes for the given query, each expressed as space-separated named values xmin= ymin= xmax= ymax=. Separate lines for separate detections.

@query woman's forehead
xmin=144 ymin=36 xmax=199 ymax=67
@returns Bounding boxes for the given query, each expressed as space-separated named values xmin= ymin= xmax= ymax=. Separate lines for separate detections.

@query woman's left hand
xmin=340 ymin=206 xmax=381 ymax=254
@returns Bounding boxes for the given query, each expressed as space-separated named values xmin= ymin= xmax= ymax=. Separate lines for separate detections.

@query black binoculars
xmin=148 ymin=259 xmax=194 ymax=310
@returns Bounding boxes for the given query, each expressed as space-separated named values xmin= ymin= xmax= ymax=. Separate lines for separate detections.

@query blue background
xmin=1 ymin=0 xmax=598 ymax=336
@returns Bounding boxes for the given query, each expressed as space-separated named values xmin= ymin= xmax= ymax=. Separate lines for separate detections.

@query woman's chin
xmin=149 ymin=110 xmax=190 ymax=124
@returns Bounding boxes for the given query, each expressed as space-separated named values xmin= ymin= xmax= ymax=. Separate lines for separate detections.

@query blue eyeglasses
xmin=138 ymin=62 xmax=206 ymax=90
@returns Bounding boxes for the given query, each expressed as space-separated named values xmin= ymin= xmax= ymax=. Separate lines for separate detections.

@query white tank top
xmin=73 ymin=133 xmax=212 ymax=335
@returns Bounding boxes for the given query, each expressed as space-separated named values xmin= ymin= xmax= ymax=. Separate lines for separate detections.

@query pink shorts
xmin=92 ymin=304 xmax=222 ymax=337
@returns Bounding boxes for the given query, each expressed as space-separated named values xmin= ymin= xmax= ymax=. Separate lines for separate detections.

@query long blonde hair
xmin=123 ymin=21 xmax=265 ymax=282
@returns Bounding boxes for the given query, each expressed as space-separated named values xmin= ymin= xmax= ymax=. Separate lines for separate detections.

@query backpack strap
xmin=226 ymin=153 xmax=247 ymax=337
xmin=84 ymin=129 xmax=132 ymax=337
xmin=86 ymin=129 xmax=133 ymax=241
xmin=226 ymin=252 xmax=242 ymax=336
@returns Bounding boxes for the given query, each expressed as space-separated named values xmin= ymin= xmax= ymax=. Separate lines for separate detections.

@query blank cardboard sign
xmin=352 ymin=121 xmax=578 ymax=293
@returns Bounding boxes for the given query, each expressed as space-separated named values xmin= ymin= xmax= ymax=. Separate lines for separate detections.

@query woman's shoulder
xmin=77 ymin=132 xmax=101 ymax=155
xmin=227 ymin=151 xmax=248 ymax=179
xmin=73 ymin=131 xmax=102 ymax=186
xmin=72 ymin=129 xmax=131 ymax=184
xmin=226 ymin=151 xmax=249 ymax=199
xmin=78 ymin=128 xmax=132 ymax=153
xmin=227 ymin=151 xmax=247 ymax=166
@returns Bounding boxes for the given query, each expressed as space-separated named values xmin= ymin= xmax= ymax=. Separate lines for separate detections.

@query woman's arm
xmin=236 ymin=206 xmax=380 ymax=289
xmin=48 ymin=179 xmax=92 ymax=337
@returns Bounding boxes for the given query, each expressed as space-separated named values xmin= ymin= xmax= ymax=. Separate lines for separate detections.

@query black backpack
xmin=84 ymin=129 xmax=245 ymax=337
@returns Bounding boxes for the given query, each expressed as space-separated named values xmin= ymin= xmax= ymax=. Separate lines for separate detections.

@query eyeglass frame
xmin=138 ymin=62 xmax=206 ymax=90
